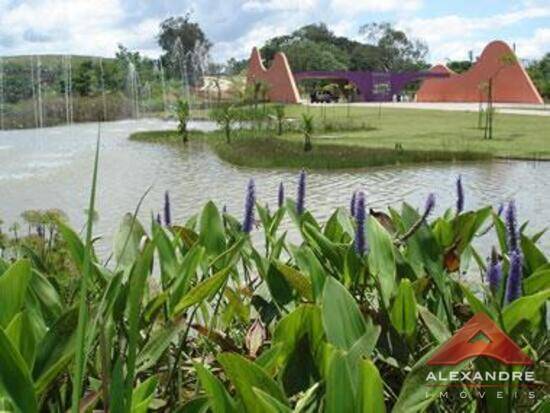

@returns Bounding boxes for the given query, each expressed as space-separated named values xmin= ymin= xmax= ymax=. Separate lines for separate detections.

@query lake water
xmin=1 ymin=119 xmax=548 ymax=262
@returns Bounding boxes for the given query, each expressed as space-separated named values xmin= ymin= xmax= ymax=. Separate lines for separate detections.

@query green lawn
xmin=282 ymin=105 xmax=550 ymax=159
xmin=130 ymin=105 xmax=550 ymax=169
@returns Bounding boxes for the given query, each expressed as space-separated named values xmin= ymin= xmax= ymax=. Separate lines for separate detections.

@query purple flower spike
xmin=487 ymin=247 xmax=502 ymax=294
xmin=296 ymin=169 xmax=306 ymax=215
xmin=350 ymin=192 xmax=357 ymax=217
xmin=278 ymin=182 xmax=284 ymax=208
xmin=424 ymin=193 xmax=436 ymax=219
xmin=242 ymin=179 xmax=256 ymax=233
xmin=505 ymin=200 xmax=519 ymax=252
xmin=505 ymin=249 xmax=523 ymax=304
xmin=156 ymin=213 xmax=161 ymax=225
xmin=456 ymin=175 xmax=464 ymax=214
xmin=354 ymin=192 xmax=367 ymax=256
xmin=164 ymin=191 xmax=171 ymax=227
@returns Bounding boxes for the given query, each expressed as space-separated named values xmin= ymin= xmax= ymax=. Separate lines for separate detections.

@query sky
xmin=0 ymin=0 xmax=548 ymax=65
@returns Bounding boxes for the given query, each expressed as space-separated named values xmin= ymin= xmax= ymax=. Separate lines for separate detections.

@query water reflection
xmin=0 ymin=119 xmax=548 ymax=262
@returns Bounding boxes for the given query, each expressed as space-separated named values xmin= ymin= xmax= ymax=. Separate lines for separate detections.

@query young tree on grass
xmin=176 ymin=99 xmax=190 ymax=143
xmin=274 ymin=104 xmax=285 ymax=135
xmin=210 ymin=104 xmax=237 ymax=143
xmin=302 ymin=113 xmax=314 ymax=152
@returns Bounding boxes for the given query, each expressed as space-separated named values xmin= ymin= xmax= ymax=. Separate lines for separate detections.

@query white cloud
xmin=515 ymin=28 xmax=550 ymax=59
xmin=213 ymin=21 xmax=294 ymax=62
xmin=242 ymin=0 xmax=317 ymax=12
xmin=0 ymin=0 xmax=160 ymax=57
xmin=397 ymin=6 xmax=550 ymax=62
xmin=330 ymin=0 xmax=422 ymax=13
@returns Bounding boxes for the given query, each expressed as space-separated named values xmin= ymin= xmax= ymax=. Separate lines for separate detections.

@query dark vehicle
xmin=310 ymin=90 xmax=340 ymax=103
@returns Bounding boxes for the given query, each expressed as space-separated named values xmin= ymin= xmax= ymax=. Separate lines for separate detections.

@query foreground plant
xmin=0 ymin=168 xmax=548 ymax=412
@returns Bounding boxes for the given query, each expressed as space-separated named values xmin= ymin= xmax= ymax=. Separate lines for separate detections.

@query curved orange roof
xmin=417 ymin=41 xmax=543 ymax=104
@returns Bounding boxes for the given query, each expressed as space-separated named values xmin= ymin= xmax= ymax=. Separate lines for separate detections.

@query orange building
xmin=417 ymin=41 xmax=543 ymax=104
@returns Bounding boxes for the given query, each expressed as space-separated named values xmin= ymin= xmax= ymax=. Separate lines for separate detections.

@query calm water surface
xmin=1 ymin=119 xmax=548 ymax=262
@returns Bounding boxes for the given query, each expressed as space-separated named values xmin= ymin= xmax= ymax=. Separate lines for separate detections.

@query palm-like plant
xmin=210 ymin=104 xmax=237 ymax=143
xmin=176 ymin=99 xmax=190 ymax=143
xmin=301 ymin=113 xmax=314 ymax=152
xmin=274 ymin=104 xmax=285 ymax=135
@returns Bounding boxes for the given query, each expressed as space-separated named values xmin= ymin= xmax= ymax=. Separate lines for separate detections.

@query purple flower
xmin=278 ymin=182 xmax=284 ymax=208
xmin=505 ymin=200 xmax=519 ymax=252
xmin=497 ymin=203 xmax=504 ymax=216
xmin=296 ymin=169 xmax=306 ymax=215
xmin=505 ymin=249 xmax=523 ymax=304
xmin=423 ymin=193 xmax=436 ymax=219
xmin=222 ymin=205 xmax=227 ymax=214
xmin=242 ymin=179 xmax=256 ymax=233
xmin=456 ymin=175 xmax=464 ymax=214
xmin=350 ymin=191 xmax=357 ymax=217
xmin=487 ymin=247 xmax=502 ymax=294
xmin=354 ymin=192 xmax=367 ymax=256
xmin=164 ymin=191 xmax=171 ymax=227
xmin=156 ymin=213 xmax=161 ymax=225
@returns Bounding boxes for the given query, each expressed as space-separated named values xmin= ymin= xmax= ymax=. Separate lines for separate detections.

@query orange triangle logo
xmin=427 ymin=312 xmax=533 ymax=366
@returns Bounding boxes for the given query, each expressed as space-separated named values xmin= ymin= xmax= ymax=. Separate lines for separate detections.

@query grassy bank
xmin=129 ymin=104 xmax=550 ymax=168
xmin=283 ymin=105 xmax=550 ymax=159
xmin=212 ymin=136 xmax=490 ymax=169
xmin=130 ymin=124 xmax=492 ymax=171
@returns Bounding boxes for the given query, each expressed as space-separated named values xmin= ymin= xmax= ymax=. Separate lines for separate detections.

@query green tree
xmin=527 ymin=53 xmax=550 ymax=100
xmin=447 ymin=60 xmax=473 ymax=74
xmin=157 ymin=14 xmax=211 ymax=83
xmin=73 ymin=60 xmax=96 ymax=96
xmin=359 ymin=22 xmax=428 ymax=71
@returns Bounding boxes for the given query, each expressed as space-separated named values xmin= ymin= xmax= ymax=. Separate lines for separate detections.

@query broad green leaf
xmin=218 ymin=353 xmax=288 ymax=413
xmin=33 ymin=308 xmax=78 ymax=395
xmin=291 ymin=246 xmax=327 ymax=301
xmin=0 ymin=326 xmax=38 ymax=413
xmin=196 ymin=363 xmax=236 ymax=413
xmin=125 ymin=242 xmax=155 ymax=412
xmin=325 ymin=348 xmax=356 ymax=413
xmin=322 ymin=276 xmax=367 ymax=351
xmin=521 ymin=234 xmax=548 ymax=275
xmin=131 ymin=376 xmax=158 ymax=413
xmin=393 ymin=348 xmax=468 ymax=413
xmin=502 ymin=289 xmax=550 ymax=333
xmin=199 ymin=201 xmax=226 ymax=257
xmin=359 ymin=359 xmax=385 ymax=413
xmin=460 ymin=284 xmax=496 ymax=319
xmin=253 ymin=388 xmax=292 ymax=413
xmin=0 ymin=259 xmax=32 ymax=328
xmin=367 ymin=217 xmax=396 ymax=308
xmin=173 ymin=266 xmax=231 ymax=315
xmin=302 ymin=222 xmax=343 ymax=271
xmin=5 ymin=311 xmax=36 ymax=369
xmin=113 ymin=213 xmax=146 ymax=269
xmin=417 ymin=305 xmax=450 ymax=344
xmin=170 ymin=245 xmax=206 ymax=311
xmin=137 ymin=321 xmax=185 ymax=372
xmin=523 ymin=269 xmax=550 ymax=296
xmin=390 ymin=279 xmax=417 ymax=338
xmin=110 ymin=358 xmax=126 ymax=413
xmin=274 ymin=261 xmax=313 ymax=301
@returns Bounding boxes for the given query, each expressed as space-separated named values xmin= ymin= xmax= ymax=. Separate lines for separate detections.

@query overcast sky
xmin=0 ymin=0 xmax=548 ymax=64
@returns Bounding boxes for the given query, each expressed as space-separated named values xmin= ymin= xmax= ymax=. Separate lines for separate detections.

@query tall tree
xmin=157 ymin=14 xmax=212 ymax=84
xmin=359 ymin=22 xmax=428 ymax=71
